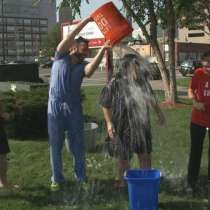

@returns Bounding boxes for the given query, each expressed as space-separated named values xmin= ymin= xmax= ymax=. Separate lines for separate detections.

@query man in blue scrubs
xmin=48 ymin=17 xmax=110 ymax=191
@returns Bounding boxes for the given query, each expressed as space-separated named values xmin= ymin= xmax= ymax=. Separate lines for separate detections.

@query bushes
xmin=1 ymin=88 xmax=48 ymax=139
xmin=1 ymin=88 xmax=89 ymax=140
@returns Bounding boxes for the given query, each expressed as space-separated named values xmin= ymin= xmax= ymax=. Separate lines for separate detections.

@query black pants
xmin=187 ymin=122 xmax=210 ymax=188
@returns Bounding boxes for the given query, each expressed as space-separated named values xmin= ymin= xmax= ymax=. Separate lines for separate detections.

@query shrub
xmin=1 ymin=88 xmax=48 ymax=139
xmin=1 ymin=88 xmax=88 ymax=140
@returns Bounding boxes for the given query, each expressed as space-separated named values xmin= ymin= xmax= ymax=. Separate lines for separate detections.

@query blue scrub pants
xmin=48 ymin=102 xmax=86 ymax=184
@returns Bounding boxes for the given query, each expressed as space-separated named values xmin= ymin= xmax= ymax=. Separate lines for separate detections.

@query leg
xmin=0 ymin=154 xmax=8 ymax=187
xmin=208 ymin=129 xmax=210 ymax=182
xmin=48 ymin=114 xmax=65 ymax=184
xmin=137 ymin=153 xmax=152 ymax=169
xmin=66 ymin=108 xmax=86 ymax=181
xmin=187 ymin=122 xmax=206 ymax=188
xmin=116 ymin=158 xmax=130 ymax=187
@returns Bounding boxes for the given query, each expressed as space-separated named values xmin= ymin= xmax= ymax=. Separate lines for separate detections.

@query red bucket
xmin=91 ymin=2 xmax=133 ymax=46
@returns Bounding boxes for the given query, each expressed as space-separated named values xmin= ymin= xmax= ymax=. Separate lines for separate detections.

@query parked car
xmin=40 ymin=60 xmax=53 ymax=68
xmin=179 ymin=60 xmax=202 ymax=76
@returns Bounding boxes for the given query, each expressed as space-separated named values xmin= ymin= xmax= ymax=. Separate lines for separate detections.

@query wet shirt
xmin=190 ymin=68 xmax=210 ymax=127
xmin=99 ymin=74 xmax=150 ymax=137
xmin=48 ymin=51 xmax=87 ymax=114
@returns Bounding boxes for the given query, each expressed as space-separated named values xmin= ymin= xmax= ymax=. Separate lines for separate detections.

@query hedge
xmin=1 ymin=88 xmax=89 ymax=140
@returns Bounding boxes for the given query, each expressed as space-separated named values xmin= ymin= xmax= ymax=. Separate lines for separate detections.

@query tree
xmin=121 ymin=0 xmax=178 ymax=103
xmin=36 ymin=0 xmax=184 ymax=103
xmin=178 ymin=0 xmax=210 ymax=35
xmin=41 ymin=24 xmax=61 ymax=58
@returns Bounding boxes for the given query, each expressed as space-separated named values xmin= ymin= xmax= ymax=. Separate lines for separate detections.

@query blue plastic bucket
xmin=124 ymin=169 xmax=161 ymax=210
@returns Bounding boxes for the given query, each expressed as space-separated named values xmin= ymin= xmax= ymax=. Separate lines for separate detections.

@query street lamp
xmin=1 ymin=0 xmax=5 ymax=63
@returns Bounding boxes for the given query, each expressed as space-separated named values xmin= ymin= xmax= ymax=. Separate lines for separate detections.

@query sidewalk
xmin=150 ymin=80 xmax=188 ymax=99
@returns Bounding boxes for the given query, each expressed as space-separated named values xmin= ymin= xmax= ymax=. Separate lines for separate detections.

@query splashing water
xmin=104 ymin=44 xmax=163 ymax=156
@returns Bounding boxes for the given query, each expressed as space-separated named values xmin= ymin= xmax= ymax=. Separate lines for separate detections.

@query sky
xmin=57 ymin=0 xmax=122 ymax=18
xmin=79 ymin=0 xmax=122 ymax=18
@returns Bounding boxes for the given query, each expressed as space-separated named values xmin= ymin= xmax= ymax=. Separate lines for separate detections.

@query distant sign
xmin=62 ymin=21 xmax=105 ymax=47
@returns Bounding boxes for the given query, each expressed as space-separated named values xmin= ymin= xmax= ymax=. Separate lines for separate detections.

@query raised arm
xmin=57 ymin=17 xmax=92 ymax=53
xmin=84 ymin=41 xmax=111 ymax=77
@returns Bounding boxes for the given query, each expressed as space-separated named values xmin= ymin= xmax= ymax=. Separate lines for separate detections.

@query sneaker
xmin=50 ymin=182 xmax=61 ymax=192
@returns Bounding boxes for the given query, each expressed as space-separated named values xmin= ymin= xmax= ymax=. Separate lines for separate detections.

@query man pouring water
xmin=48 ymin=16 xmax=111 ymax=191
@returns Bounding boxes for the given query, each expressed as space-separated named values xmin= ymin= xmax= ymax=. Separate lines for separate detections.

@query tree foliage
xmin=41 ymin=24 xmax=61 ymax=57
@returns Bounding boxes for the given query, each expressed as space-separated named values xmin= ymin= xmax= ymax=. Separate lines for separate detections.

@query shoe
xmin=50 ymin=182 xmax=61 ymax=192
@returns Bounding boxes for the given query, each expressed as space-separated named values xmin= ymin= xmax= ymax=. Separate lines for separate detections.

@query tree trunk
xmin=121 ymin=0 xmax=171 ymax=101
xmin=150 ymin=39 xmax=171 ymax=99
xmin=166 ymin=0 xmax=177 ymax=103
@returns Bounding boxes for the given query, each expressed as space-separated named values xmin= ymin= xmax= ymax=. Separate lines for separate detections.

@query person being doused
xmin=99 ymin=53 xmax=165 ymax=187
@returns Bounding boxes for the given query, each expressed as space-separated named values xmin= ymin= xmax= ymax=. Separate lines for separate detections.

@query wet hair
xmin=75 ymin=36 xmax=89 ymax=45
xmin=118 ymin=53 xmax=149 ymax=82
xmin=202 ymin=51 xmax=210 ymax=61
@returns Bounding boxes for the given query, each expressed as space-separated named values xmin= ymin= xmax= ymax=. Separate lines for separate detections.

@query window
xmin=25 ymin=34 xmax=32 ymax=40
xmin=32 ymin=27 xmax=39 ymax=33
xmin=32 ymin=34 xmax=40 ymax=40
xmin=16 ymin=19 xmax=23 ymax=25
xmin=25 ymin=41 xmax=32 ymax=47
xmin=16 ymin=41 xmax=24 ymax=46
xmin=8 ymin=49 xmax=16 ymax=55
xmin=25 ymin=49 xmax=32 ymax=53
xmin=40 ymin=20 xmax=47 ymax=25
xmin=188 ymin=33 xmax=205 ymax=37
xmin=31 ymin=20 xmax=39 ymax=26
xmin=17 ymin=48 xmax=24 ymax=54
xmin=7 ymin=18 xmax=15 ymax=24
xmin=7 ymin=34 xmax=15 ymax=39
xmin=7 ymin=26 xmax=15 ymax=32
xmin=24 ymin=19 xmax=31 ymax=25
xmin=24 ymin=27 xmax=31 ymax=33
xmin=40 ymin=27 xmax=48 ymax=33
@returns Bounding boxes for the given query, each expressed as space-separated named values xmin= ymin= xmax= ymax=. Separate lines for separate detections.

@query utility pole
xmin=1 ymin=0 xmax=5 ymax=63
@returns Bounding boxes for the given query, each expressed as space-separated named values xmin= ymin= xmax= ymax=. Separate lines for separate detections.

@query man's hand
xmin=106 ymin=121 xmax=115 ymax=139
xmin=102 ymin=40 xmax=112 ymax=51
xmin=193 ymin=100 xmax=205 ymax=111
xmin=84 ymin=40 xmax=112 ymax=77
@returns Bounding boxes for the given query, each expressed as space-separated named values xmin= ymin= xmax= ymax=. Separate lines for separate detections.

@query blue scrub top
xmin=48 ymin=51 xmax=87 ymax=115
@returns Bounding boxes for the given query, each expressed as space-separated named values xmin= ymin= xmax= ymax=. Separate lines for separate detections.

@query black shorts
xmin=0 ymin=126 xmax=10 ymax=155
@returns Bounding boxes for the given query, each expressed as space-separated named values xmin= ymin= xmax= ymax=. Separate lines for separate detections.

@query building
xmin=175 ymin=26 xmax=210 ymax=65
xmin=0 ymin=0 xmax=56 ymax=62
xmin=130 ymin=24 xmax=210 ymax=67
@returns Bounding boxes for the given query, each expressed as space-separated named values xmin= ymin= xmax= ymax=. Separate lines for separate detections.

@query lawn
xmin=176 ymin=77 xmax=191 ymax=88
xmin=0 ymin=86 xmax=209 ymax=210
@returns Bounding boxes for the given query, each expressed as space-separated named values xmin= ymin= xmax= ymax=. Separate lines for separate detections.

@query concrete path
xmin=39 ymin=68 xmax=188 ymax=98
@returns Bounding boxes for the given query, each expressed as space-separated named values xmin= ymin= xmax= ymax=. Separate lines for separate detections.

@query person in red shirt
xmin=187 ymin=51 xmax=210 ymax=192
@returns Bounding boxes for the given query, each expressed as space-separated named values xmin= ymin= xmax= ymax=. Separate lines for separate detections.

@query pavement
xmin=39 ymin=67 xmax=188 ymax=98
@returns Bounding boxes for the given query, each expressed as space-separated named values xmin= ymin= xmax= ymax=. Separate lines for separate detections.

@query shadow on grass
xmin=159 ymin=199 xmax=207 ymax=210
xmin=0 ymin=179 xmax=128 ymax=209
xmin=160 ymin=175 xmax=209 ymax=198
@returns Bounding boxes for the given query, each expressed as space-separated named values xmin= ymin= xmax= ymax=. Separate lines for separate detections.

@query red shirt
xmin=190 ymin=68 xmax=210 ymax=127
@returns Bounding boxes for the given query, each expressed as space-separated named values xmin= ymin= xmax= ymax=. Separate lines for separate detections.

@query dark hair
xmin=202 ymin=51 xmax=210 ymax=60
xmin=118 ymin=53 xmax=150 ymax=82
xmin=75 ymin=36 xmax=89 ymax=45
xmin=119 ymin=54 xmax=139 ymax=75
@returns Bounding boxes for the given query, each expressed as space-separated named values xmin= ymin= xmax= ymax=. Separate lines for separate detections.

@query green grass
xmin=176 ymin=77 xmax=191 ymax=88
xmin=0 ymin=86 xmax=209 ymax=210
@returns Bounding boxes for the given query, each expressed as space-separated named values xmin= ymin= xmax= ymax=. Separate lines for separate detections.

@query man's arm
xmin=188 ymin=87 xmax=205 ymax=111
xmin=102 ymin=107 xmax=115 ymax=139
xmin=84 ymin=42 xmax=111 ymax=78
xmin=57 ymin=17 xmax=92 ymax=53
